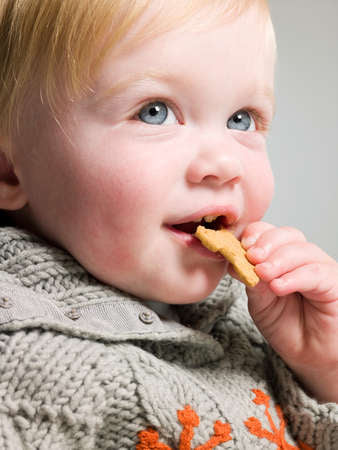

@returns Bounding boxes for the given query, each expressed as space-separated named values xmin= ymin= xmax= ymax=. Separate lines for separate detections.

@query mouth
xmin=171 ymin=215 xmax=228 ymax=235
xmin=167 ymin=213 xmax=234 ymax=260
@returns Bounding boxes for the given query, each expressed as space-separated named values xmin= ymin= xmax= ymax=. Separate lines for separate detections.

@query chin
xmin=151 ymin=276 xmax=223 ymax=305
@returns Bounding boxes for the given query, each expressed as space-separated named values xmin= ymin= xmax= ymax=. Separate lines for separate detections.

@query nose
xmin=186 ymin=136 xmax=243 ymax=187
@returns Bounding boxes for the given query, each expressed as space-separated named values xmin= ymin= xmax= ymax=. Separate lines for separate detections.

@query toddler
xmin=0 ymin=0 xmax=337 ymax=448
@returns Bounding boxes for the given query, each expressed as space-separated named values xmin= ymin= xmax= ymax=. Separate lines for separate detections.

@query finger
xmin=241 ymin=221 xmax=275 ymax=249
xmin=246 ymin=226 xmax=307 ymax=264
xmin=270 ymin=262 xmax=338 ymax=302
xmin=255 ymin=241 xmax=334 ymax=283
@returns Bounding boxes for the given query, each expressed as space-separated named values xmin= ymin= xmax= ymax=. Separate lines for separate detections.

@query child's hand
xmin=240 ymin=222 xmax=338 ymax=403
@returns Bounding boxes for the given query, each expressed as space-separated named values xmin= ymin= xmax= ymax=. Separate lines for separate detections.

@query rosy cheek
xmin=235 ymin=136 xmax=274 ymax=221
xmin=93 ymin=168 xmax=153 ymax=236
xmin=247 ymin=161 xmax=274 ymax=220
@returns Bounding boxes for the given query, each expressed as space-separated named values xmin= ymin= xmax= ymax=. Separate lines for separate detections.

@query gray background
xmin=265 ymin=0 xmax=338 ymax=260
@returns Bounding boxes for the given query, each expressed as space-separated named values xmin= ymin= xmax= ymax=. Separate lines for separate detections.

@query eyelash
xmin=133 ymin=99 xmax=270 ymax=131
xmin=244 ymin=107 xmax=271 ymax=133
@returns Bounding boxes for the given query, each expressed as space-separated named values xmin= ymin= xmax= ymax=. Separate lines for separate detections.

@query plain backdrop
xmin=264 ymin=0 xmax=338 ymax=260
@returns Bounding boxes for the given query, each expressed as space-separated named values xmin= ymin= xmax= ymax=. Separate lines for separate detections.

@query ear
xmin=0 ymin=149 xmax=28 ymax=210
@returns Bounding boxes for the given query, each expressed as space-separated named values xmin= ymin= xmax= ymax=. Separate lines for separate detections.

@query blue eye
xmin=137 ymin=101 xmax=177 ymax=125
xmin=227 ymin=110 xmax=256 ymax=131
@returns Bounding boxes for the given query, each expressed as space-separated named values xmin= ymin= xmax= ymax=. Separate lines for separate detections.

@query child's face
xmin=13 ymin=6 xmax=275 ymax=303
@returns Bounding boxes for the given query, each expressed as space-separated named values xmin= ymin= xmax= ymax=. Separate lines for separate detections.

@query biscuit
xmin=194 ymin=225 xmax=259 ymax=287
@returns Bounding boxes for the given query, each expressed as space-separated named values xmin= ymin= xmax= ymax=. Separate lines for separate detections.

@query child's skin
xmin=2 ymin=3 xmax=338 ymax=403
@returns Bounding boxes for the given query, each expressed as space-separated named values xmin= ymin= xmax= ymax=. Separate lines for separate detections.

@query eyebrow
xmin=93 ymin=70 xmax=172 ymax=105
xmin=92 ymin=70 xmax=276 ymax=115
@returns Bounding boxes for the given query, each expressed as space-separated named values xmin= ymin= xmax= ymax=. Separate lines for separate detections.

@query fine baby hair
xmin=0 ymin=0 xmax=274 ymax=150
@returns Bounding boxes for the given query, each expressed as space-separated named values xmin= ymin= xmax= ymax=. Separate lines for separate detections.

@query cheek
xmin=71 ymin=159 xmax=170 ymax=284
xmin=57 ymin=167 xmax=153 ymax=279
xmin=255 ymin=164 xmax=274 ymax=214
xmin=243 ymin=151 xmax=275 ymax=220
xmin=73 ymin=149 xmax=168 ymax=244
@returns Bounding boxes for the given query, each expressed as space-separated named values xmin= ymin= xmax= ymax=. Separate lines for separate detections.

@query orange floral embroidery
xmin=244 ymin=389 xmax=313 ymax=450
xmin=137 ymin=428 xmax=171 ymax=450
xmin=297 ymin=443 xmax=314 ymax=450
xmin=137 ymin=389 xmax=314 ymax=450
xmin=137 ymin=405 xmax=232 ymax=450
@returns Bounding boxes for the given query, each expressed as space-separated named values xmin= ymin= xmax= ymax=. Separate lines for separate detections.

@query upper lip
xmin=167 ymin=205 xmax=239 ymax=227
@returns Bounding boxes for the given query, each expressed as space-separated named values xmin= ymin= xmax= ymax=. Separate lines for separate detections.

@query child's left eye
xmin=137 ymin=101 xmax=177 ymax=125
xmin=227 ymin=110 xmax=256 ymax=131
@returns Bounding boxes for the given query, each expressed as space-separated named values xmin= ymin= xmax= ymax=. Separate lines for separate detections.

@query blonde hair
xmin=0 ymin=0 xmax=275 ymax=149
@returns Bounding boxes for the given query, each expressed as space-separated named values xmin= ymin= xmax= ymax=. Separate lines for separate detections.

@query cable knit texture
xmin=0 ymin=226 xmax=337 ymax=449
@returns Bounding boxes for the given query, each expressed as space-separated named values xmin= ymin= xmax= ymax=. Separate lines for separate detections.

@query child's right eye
xmin=136 ymin=101 xmax=178 ymax=125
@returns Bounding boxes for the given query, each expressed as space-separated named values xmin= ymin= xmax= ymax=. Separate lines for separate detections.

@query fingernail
xmin=258 ymin=261 xmax=273 ymax=272
xmin=248 ymin=247 xmax=266 ymax=260
xmin=242 ymin=235 xmax=258 ymax=249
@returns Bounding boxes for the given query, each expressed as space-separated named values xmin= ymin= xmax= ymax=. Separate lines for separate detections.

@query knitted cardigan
xmin=0 ymin=227 xmax=337 ymax=450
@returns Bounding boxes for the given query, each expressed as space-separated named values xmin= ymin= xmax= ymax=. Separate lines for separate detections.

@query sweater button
xmin=0 ymin=297 xmax=13 ymax=309
xmin=65 ymin=308 xmax=81 ymax=320
xmin=139 ymin=311 xmax=155 ymax=325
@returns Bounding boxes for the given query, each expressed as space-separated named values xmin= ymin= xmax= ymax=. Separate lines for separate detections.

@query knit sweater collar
xmin=0 ymin=226 xmax=132 ymax=307
xmin=0 ymin=226 xmax=243 ymax=334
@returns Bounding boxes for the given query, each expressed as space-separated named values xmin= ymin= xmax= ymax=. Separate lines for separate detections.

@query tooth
xmin=204 ymin=215 xmax=218 ymax=223
xmin=192 ymin=218 xmax=202 ymax=223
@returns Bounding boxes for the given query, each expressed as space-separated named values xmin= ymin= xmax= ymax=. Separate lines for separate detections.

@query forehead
xmin=94 ymin=4 xmax=275 ymax=102
xmin=111 ymin=1 xmax=273 ymax=53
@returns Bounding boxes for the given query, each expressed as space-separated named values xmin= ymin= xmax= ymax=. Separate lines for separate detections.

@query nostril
xmin=231 ymin=176 xmax=241 ymax=185
xmin=200 ymin=173 xmax=241 ymax=187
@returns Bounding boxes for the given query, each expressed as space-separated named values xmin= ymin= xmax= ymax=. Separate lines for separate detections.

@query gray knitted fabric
xmin=0 ymin=227 xmax=337 ymax=449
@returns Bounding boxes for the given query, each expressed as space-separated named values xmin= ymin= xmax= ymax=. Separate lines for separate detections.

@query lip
xmin=167 ymin=205 xmax=239 ymax=228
